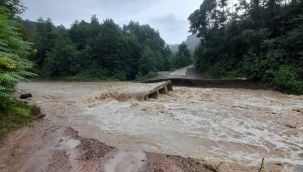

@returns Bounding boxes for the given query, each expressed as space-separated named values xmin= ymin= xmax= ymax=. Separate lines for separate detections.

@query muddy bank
xmin=8 ymin=82 xmax=303 ymax=171
xmin=0 ymin=120 xmax=265 ymax=172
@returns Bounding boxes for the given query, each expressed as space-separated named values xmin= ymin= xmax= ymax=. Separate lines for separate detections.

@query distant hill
xmin=169 ymin=34 xmax=200 ymax=53
xmin=185 ymin=35 xmax=200 ymax=51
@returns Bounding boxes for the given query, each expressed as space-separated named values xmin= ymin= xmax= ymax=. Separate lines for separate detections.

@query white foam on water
xmin=17 ymin=82 xmax=303 ymax=169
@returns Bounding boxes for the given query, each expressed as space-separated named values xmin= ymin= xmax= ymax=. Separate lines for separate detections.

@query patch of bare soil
xmin=0 ymin=120 xmax=264 ymax=172
xmin=77 ymin=138 xmax=114 ymax=172
xmin=0 ymin=120 xmax=114 ymax=172
xmin=147 ymin=153 xmax=206 ymax=172
xmin=146 ymin=153 xmax=284 ymax=172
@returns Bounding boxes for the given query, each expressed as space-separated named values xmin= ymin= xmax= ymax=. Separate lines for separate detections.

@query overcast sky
xmin=21 ymin=0 xmax=202 ymax=44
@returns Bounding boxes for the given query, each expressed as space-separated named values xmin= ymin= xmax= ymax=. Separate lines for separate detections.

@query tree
xmin=172 ymin=43 xmax=192 ymax=69
xmin=69 ymin=20 xmax=89 ymax=50
xmin=124 ymin=21 xmax=170 ymax=72
xmin=189 ymin=0 xmax=303 ymax=93
xmin=43 ymin=26 xmax=80 ymax=77
xmin=0 ymin=6 xmax=32 ymax=110
xmin=0 ymin=0 xmax=25 ymax=15
xmin=32 ymin=18 xmax=57 ymax=72
xmin=87 ymin=19 xmax=140 ymax=79
xmin=28 ymin=16 xmax=172 ymax=80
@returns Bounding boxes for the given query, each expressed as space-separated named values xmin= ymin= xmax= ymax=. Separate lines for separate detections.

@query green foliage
xmin=135 ymin=71 xmax=157 ymax=81
xmin=28 ymin=18 xmax=171 ymax=80
xmin=43 ymin=26 xmax=80 ymax=77
xmin=0 ymin=0 xmax=25 ymax=15
xmin=139 ymin=47 xmax=157 ymax=75
xmin=171 ymin=43 xmax=192 ymax=69
xmin=0 ymin=101 xmax=40 ymax=138
xmin=22 ymin=20 xmax=37 ymax=42
xmin=272 ymin=66 xmax=302 ymax=94
xmin=0 ymin=5 xmax=37 ymax=138
xmin=190 ymin=0 xmax=303 ymax=94
xmin=32 ymin=18 xmax=57 ymax=70
xmin=0 ymin=6 xmax=33 ymax=110
xmin=124 ymin=21 xmax=170 ymax=73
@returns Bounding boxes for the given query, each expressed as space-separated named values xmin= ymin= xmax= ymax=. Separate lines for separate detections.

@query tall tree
xmin=124 ymin=21 xmax=170 ymax=73
xmin=172 ymin=43 xmax=192 ymax=69
xmin=28 ymin=16 xmax=172 ymax=80
xmin=43 ymin=26 xmax=80 ymax=77
xmin=33 ymin=18 xmax=57 ymax=71
xmin=189 ymin=0 xmax=303 ymax=93
xmin=0 ymin=0 xmax=25 ymax=15
xmin=0 ymin=6 xmax=32 ymax=110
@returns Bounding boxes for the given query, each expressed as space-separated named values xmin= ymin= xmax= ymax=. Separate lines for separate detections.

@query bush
xmin=0 ymin=6 xmax=33 ymax=110
xmin=136 ymin=71 xmax=157 ymax=81
xmin=271 ymin=66 xmax=303 ymax=94
xmin=0 ymin=101 xmax=40 ymax=138
xmin=0 ymin=6 xmax=36 ymax=139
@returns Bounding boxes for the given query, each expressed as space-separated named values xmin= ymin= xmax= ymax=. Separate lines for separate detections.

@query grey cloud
xmin=150 ymin=14 xmax=189 ymax=44
xmin=151 ymin=14 xmax=186 ymax=30
xmin=21 ymin=0 xmax=200 ymax=44
xmin=93 ymin=0 xmax=159 ymax=12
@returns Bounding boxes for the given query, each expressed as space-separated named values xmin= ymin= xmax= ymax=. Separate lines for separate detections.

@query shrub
xmin=0 ymin=7 xmax=33 ymax=110
xmin=0 ymin=101 xmax=40 ymax=138
xmin=271 ymin=66 xmax=303 ymax=94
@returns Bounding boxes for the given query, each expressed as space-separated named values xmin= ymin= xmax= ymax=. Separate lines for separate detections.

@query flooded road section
xmin=17 ymin=82 xmax=303 ymax=170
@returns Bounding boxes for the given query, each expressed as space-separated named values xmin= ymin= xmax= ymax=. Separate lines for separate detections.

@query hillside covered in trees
xmin=189 ymin=0 xmax=303 ymax=93
xmin=24 ymin=18 xmax=173 ymax=80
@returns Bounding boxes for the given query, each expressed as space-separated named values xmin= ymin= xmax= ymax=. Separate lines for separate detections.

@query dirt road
xmin=157 ymin=65 xmax=202 ymax=80
xmin=1 ymin=82 xmax=303 ymax=171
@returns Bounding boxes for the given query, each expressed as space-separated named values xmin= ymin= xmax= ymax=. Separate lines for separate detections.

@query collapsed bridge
xmin=143 ymin=80 xmax=173 ymax=100
xmin=90 ymin=81 xmax=173 ymax=102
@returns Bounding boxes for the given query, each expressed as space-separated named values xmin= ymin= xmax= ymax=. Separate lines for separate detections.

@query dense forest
xmin=189 ymin=0 xmax=303 ymax=93
xmin=22 ymin=17 xmax=194 ymax=80
xmin=24 ymin=18 xmax=172 ymax=80
xmin=23 ymin=18 xmax=195 ymax=80
xmin=170 ymin=43 xmax=192 ymax=69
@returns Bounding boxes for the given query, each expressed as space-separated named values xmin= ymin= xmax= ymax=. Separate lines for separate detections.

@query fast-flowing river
xmin=17 ymin=82 xmax=303 ymax=171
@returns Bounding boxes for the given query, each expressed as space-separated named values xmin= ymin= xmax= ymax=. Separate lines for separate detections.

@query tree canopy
xmin=189 ymin=0 xmax=303 ymax=94
xmin=171 ymin=43 xmax=192 ymax=69
xmin=28 ymin=18 xmax=171 ymax=80
xmin=0 ymin=6 xmax=32 ymax=110
xmin=0 ymin=0 xmax=25 ymax=15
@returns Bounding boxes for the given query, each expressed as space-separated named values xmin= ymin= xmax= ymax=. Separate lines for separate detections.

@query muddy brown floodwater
xmin=1 ymin=82 xmax=303 ymax=172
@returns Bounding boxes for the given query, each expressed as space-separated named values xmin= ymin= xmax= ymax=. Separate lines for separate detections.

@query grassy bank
xmin=0 ymin=101 xmax=41 ymax=139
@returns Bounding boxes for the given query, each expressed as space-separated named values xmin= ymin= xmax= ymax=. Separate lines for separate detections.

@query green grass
xmin=0 ymin=101 xmax=40 ymax=139
xmin=201 ymin=72 xmax=216 ymax=79
xmin=201 ymin=68 xmax=245 ymax=80
xmin=223 ymin=68 xmax=245 ymax=79
xmin=135 ymin=71 xmax=158 ymax=81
